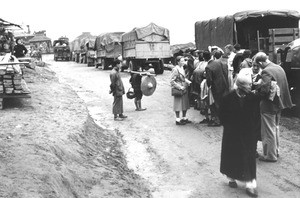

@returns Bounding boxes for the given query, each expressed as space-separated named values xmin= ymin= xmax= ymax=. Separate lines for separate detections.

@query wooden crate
xmin=123 ymin=41 xmax=171 ymax=59
xmin=269 ymin=28 xmax=300 ymax=52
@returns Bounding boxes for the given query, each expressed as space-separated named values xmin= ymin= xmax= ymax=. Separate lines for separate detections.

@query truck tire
xmin=102 ymin=59 xmax=108 ymax=70
xmin=129 ymin=60 xmax=134 ymax=71
xmin=154 ymin=60 xmax=164 ymax=74
xmin=159 ymin=60 xmax=164 ymax=74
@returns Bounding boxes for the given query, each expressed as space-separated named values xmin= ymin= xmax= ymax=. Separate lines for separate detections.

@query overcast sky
xmin=2 ymin=0 xmax=300 ymax=44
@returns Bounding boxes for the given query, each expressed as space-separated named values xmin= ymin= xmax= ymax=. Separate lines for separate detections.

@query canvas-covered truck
xmin=70 ymin=32 xmax=96 ymax=64
xmin=121 ymin=23 xmax=171 ymax=74
xmin=82 ymin=38 xmax=96 ymax=66
xmin=94 ymin=32 xmax=124 ymax=70
xmin=53 ymin=37 xmax=71 ymax=61
xmin=195 ymin=10 xmax=300 ymax=59
xmin=195 ymin=10 xmax=300 ymax=110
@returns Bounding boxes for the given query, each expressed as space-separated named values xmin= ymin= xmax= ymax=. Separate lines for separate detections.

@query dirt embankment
xmin=0 ymin=66 xmax=151 ymax=198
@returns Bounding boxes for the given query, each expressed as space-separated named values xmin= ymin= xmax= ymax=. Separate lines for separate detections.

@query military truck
xmin=94 ymin=32 xmax=124 ymax=70
xmin=195 ymin=10 xmax=300 ymax=59
xmin=195 ymin=10 xmax=300 ymax=110
xmin=121 ymin=23 xmax=171 ymax=74
xmin=53 ymin=37 xmax=71 ymax=61
xmin=278 ymin=38 xmax=300 ymax=115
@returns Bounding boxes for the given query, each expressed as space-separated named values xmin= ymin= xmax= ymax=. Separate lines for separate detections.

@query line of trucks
xmin=54 ymin=10 xmax=300 ymax=113
xmin=67 ymin=23 xmax=170 ymax=74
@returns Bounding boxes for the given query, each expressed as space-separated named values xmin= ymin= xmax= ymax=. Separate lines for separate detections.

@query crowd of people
xmin=169 ymin=44 xmax=293 ymax=197
xmin=108 ymin=44 xmax=293 ymax=197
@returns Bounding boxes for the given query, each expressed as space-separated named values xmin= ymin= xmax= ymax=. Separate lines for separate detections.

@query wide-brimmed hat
xmin=141 ymin=76 xmax=157 ymax=96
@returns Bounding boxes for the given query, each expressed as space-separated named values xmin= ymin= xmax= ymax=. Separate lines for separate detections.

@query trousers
xmin=113 ymin=96 xmax=123 ymax=116
xmin=260 ymin=111 xmax=281 ymax=160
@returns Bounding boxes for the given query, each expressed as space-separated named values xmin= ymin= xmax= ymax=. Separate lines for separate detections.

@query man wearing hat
xmin=255 ymin=52 xmax=293 ymax=162
xmin=109 ymin=60 xmax=127 ymax=121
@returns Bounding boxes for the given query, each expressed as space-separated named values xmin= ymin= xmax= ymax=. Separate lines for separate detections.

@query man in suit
xmin=110 ymin=60 xmax=128 ymax=121
xmin=205 ymin=51 xmax=229 ymax=126
xmin=255 ymin=52 xmax=293 ymax=162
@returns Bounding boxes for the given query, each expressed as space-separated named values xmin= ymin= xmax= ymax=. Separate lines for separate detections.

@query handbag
xmin=171 ymin=87 xmax=186 ymax=96
xmin=171 ymin=68 xmax=186 ymax=96
xmin=126 ymin=87 xmax=135 ymax=99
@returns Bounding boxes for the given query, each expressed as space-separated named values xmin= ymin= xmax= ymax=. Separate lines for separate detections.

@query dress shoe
xmin=114 ymin=117 xmax=123 ymax=121
xmin=199 ymin=118 xmax=209 ymax=124
xmin=136 ymin=108 xmax=146 ymax=111
xmin=259 ymin=156 xmax=277 ymax=162
xmin=246 ymin=188 xmax=258 ymax=197
xmin=176 ymin=120 xmax=186 ymax=125
xmin=182 ymin=119 xmax=192 ymax=124
xmin=228 ymin=181 xmax=238 ymax=188
xmin=119 ymin=114 xmax=128 ymax=119
xmin=208 ymin=121 xmax=221 ymax=127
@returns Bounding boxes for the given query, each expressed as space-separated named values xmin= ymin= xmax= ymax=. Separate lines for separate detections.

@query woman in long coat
xmin=170 ymin=56 xmax=191 ymax=125
xmin=219 ymin=73 xmax=259 ymax=197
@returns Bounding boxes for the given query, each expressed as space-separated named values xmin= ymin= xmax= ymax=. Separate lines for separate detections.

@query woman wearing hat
xmin=170 ymin=56 xmax=192 ymax=125
xmin=219 ymin=72 xmax=259 ymax=197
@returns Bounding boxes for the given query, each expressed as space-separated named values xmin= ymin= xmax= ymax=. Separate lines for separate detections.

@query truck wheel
xmin=154 ymin=60 xmax=164 ymax=74
xmin=129 ymin=61 xmax=134 ymax=71
xmin=102 ymin=59 xmax=107 ymax=70
xmin=158 ymin=60 xmax=164 ymax=74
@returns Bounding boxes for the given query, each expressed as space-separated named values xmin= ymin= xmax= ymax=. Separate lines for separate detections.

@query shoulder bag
xmin=171 ymin=68 xmax=186 ymax=96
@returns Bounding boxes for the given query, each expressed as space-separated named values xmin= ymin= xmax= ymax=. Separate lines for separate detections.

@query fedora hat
xmin=141 ymin=76 xmax=157 ymax=96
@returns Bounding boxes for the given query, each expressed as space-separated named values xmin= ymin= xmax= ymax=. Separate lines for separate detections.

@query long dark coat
xmin=205 ymin=59 xmax=229 ymax=107
xmin=219 ymin=91 xmax=258 ymax=181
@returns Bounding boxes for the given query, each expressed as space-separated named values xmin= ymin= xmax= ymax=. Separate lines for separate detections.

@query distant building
xmin=29 ymin=30 xmax=52 ymax=54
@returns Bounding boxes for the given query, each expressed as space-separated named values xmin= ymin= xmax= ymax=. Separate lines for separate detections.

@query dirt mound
xmin=0 ymin=66 xmax=151 ymax=197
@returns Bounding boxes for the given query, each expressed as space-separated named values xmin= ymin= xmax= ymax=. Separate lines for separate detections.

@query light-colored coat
xmin=170 ymin=65 xmax=189 ymax=111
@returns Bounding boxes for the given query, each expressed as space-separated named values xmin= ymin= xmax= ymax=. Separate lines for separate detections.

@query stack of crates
xmin=0 ymin=65 xmax=29 ymax=95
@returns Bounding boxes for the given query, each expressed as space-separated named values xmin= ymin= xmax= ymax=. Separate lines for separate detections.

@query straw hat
xmin=141 ymin=76 xmax=157 ymax=96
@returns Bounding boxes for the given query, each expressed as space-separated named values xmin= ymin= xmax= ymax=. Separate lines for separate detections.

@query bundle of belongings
xmin=0 ymin=53 xmax=30 ymax=94
xmin=0 ymin=27 xmax=14 ymax=55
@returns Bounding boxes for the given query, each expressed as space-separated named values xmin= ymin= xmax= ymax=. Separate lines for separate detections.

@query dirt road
xmin=44 ymin=55 xmax=300 ymax=198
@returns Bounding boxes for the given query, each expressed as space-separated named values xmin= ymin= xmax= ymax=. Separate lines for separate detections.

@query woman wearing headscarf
xmin=170 ymin=56 xmax=191 ymax=125
xmin=219 ymin=72 xmax=259 ymax=197
xmin=13 ymin=38 xmax=28 ymax=58
xmin=239 ymin=60 xmax=263 ymax=158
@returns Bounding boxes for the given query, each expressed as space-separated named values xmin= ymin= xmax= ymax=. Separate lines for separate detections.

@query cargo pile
xmin=0 ymin=27 xmax=14 ymax=55
xmin=0 ymin=54 xmax=30 ymax=95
